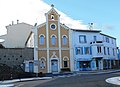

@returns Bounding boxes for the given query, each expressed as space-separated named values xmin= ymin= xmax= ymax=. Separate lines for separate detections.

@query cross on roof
xmin=51 ymin=4 xmax=54 ymax=8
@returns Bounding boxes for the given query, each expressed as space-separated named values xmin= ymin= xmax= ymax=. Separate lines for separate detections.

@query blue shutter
xmin=90 ymin=46 xmax=92 ymax=55
xmin=84 ymin=36 xmax=87 ymax=43
xmin=75 ymin=47 xmax=78 ymax=55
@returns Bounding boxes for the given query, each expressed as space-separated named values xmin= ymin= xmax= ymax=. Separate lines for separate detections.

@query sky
xmin=0 ymin=0 xmax=120 ymax=47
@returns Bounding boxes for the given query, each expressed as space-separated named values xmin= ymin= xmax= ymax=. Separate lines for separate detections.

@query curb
xmin=75 ymin=69 xmax=120 ymax=75
xmin=0 ymin=77 xmax=52 ymax=84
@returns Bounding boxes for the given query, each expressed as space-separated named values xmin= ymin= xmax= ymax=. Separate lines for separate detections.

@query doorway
xmin=51 ymin=60 xmax=58 ymax=72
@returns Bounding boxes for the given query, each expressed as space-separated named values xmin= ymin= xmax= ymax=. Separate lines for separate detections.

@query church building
xmin=26 ymin=5 xmax=74 ymax=73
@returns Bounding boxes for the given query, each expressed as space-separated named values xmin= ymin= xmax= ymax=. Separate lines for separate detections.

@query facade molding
xmin=63 ymin=56 xmax=69 ymax=60
xmin=39 ymin=57 xmax=46 ymax=61
xmin=38 ymin=48 xmax=70 ymax=50
xmin=62 ymin=35 xmax=68 ymax=38
xmin=50 ymin=34 xmax=57 ymax=38
xmin=39 ymin=34 xmax=45 ymax=38
xmin=37 ymin=22 xmax=46 ymax=29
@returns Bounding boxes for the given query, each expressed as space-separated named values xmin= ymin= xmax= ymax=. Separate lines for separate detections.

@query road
xmin=14 ymin=72 xmax=120 ymax=87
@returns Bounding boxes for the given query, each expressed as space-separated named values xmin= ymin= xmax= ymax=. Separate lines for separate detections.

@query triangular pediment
xmin=45 ymin=6 xmax=60 ymax=16
xmin=51 ymin=51 xmax=58 ymax=58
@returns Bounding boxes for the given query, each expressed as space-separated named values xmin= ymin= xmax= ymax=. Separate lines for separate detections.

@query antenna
xmin=34 ymin=23 xmax=37 ymax=27
xmin=88 ymin=22 xmax=93 ymax=30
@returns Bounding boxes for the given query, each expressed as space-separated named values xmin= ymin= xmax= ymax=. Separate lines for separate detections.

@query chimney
xmin=12 ymin=21 xmax=14 ymax=25
xmin=17 ymin=20 xmax=19 ymax=24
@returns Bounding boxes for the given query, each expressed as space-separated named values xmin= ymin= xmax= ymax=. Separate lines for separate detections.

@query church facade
xmin=25 ymin=5 xmax=74 ymax=73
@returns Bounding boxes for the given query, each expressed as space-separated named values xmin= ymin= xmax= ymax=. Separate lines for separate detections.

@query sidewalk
xmin=0 ymin=77 xmax=52 ymax=87
xmin=75 ymin=69 xmax=120 ymax=75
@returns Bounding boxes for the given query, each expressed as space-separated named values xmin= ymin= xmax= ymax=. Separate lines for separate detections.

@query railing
xmin=90 ymin=41 xmax=103 ymax=44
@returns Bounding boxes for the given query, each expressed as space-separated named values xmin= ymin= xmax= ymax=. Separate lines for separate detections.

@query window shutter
xmin=90 ymin=46 xmax=92 ymax=55
xmin=75 ymin=47 xmax=78 ymax=55
xmin=81 ymin=47 xmax=83 ymax=54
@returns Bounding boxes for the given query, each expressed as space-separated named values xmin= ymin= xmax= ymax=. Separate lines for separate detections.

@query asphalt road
xmin=14 ymin=72 xmax=120 ymax=87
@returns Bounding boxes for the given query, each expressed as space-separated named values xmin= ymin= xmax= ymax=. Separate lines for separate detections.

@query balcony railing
xmin=90 ymin=41 xmax=103 ymax=44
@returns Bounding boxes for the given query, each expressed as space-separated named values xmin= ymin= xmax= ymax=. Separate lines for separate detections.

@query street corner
xmin=106 ymin=76 xmax=120 ymax=85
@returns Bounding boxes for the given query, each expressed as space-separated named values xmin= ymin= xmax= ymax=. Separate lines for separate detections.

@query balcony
xmin=90 ymin=41 xmax=103 ymax=45
xmin=92 ymin=53 xmax=104 ymax=58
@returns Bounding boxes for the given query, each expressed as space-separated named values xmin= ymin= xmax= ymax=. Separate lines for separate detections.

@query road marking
xmin=106 ymin=77 xmax=120 ymax=85
xmin=15 ymin=84 xmax=24 ymax=87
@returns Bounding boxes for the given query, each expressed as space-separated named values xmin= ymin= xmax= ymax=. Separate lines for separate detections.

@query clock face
xmin=50 ymin=24 xmax=56 ymax=30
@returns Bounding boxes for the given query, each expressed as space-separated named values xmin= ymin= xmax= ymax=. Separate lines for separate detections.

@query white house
xmin=72 ymin=29 xmax=118 ymax=71
xmin=0 ymin=22 xmax=33 ymax=48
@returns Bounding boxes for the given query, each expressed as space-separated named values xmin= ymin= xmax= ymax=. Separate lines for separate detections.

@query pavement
xmin=0 ymin=77 xmax=52 ymax=87
xmin=1 ymin=69 xmax=120 ymax=87
xmin=75 ymin=69 xmax=120 ymax=75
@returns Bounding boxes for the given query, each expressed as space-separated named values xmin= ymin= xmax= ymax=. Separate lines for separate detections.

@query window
xmin=94 ymin=36 xmax=97 ymax=41
xmin=97 ymin=46 xmax=102 ymax=53
xmin=79 ymin=35 xmax=87 ymax=43
xmin=51 ymin=14 xmax=54 ymax=20
xmin=106 ymin=37 xmax=109 ymax=43
xmin=107 ymin=47 xmax=110 ymax=55
xmin=40 ymin=58 xmax=46 ymax=69
xmin=51 ymin=35 xmax=56 ymax=45
xmin=76 ymin=47 xmax=83 ymax=55
xmin=62 ymin=35 xmax=67 ymax=45
xmin=104 ymin=47 xmax=106 ymax=55
xmin=63 ymin=57 xmax=69 ymax=68
xmin=50 ymin=23 xmax=56 ymax=30
xmin=84 ymin=47 xmax=90 ymax=54
xmin=40 ymin=35 xmax=45 ymax=45
xmin=112 ymin=39 xmax=114 ymax=44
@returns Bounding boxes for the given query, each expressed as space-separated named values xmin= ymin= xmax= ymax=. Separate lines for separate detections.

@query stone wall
xmin=0 ymin=48 xmax=34 ymax=67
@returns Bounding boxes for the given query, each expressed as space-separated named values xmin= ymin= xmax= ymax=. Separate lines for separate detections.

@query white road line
xmin=15 ymin=84 xmax=24 ymax=87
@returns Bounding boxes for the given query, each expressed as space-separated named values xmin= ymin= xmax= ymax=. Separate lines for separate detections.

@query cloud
xmin=0 ymin=0 xmax=87 ymax=36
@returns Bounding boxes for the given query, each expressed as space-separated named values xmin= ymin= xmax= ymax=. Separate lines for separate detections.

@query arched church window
xmin=62 ymin=35 xmax=68 ymax=45
xmin=39 ymin=34 xmax=45 ymax=45
xmin=51 ymin=35 xmax=57 ymax=45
